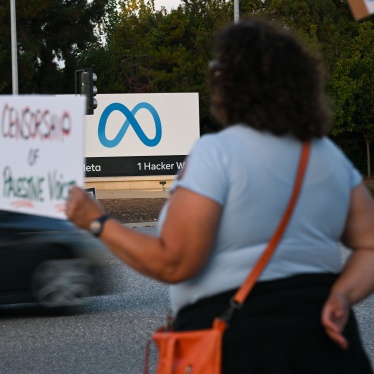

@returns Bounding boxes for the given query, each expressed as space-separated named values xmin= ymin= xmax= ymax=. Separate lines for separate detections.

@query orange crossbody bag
xmin=145 ymin=142 xmax=311 ymax=374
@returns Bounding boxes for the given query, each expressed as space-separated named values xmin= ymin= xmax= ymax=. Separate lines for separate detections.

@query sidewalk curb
xmin=123 ymin=222 xmax=158 ymax=228
xmin=96 ymin=189 xmax=169 ymax=200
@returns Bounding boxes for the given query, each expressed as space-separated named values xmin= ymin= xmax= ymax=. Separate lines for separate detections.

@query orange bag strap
xmin=221 ymin=141 xmax=311 ymax=321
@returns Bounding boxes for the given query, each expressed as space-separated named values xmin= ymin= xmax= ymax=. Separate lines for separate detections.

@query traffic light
xmin=75 ymin=67 xmax=98 ymax=115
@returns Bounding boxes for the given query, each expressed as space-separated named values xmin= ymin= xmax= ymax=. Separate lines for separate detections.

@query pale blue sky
xmin=154 ymin=0 xmax=182 ymax=11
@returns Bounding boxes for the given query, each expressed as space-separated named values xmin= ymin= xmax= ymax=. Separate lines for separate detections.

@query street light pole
xmin=10 ymin=0 xmax=19 ymax=95
xmin=234 ymin=0 xmax=239 ymax=23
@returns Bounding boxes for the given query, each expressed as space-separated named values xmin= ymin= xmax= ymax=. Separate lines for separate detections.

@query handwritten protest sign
xmin=348 ymin=0 xmax=374 ymax=20
xmin=0 ymin=95 xmax=86 ymax=219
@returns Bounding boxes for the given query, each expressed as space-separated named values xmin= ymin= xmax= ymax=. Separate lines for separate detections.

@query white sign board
xmin=0 ymin=95 xmax=86 ymax=219
xmin=85 ymin=93 xmax=200 ymax=177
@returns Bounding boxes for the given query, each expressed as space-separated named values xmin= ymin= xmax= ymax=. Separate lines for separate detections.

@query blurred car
xmin=0 ymin=209 xmax=110 ymax=308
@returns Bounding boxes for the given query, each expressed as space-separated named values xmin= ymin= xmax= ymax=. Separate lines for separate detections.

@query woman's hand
xmin=65 ymin=186 xmax=105 ymax=229
xmin=65 ymin=185 xmax=221 ymax=283
xmin=321 ymin=292 xmax=350 ymax=350
xmin=322 ymin=183 xmax=374 ymax=350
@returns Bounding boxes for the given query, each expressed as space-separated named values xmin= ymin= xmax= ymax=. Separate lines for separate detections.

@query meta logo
xmin=98 ymin=102 xmax=162 ymax=148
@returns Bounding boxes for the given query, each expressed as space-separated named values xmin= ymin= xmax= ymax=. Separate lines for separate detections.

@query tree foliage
xmin=77 ymin=0 xmax=232 ymax=133
xmin=329 ymin=21 xmax=374 ymax=175
xmin=0 ymin=0 xmax=108 ymax=94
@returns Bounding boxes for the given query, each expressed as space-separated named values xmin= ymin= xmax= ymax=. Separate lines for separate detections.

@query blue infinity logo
xmin=98 ymin=102 xmax=162 ymax=148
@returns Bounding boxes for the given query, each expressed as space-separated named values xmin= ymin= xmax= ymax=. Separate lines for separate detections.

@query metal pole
xmin=234 ymin=0 xmax=239 ymax=23
xmin=10 ymin=0 xmax=19 ymax=95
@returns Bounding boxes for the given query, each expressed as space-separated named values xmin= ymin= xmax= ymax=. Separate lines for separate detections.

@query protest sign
xmin=348 ymin=0 xmax=374 ymax=20
xmin=0 ymin=95 xmax=86 ymax=219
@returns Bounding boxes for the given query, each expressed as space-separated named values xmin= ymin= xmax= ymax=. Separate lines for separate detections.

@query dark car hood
xmin=0 ymin=210 xmax=76 ymax=232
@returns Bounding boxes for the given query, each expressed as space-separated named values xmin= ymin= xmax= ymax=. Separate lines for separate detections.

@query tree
xmin=80 ymin=0 xmax=232 ymax=133
xmin=0 ymin=0 xmax=108 ymax=95
xmin=329 ymin=21 xmax=374 ymax=177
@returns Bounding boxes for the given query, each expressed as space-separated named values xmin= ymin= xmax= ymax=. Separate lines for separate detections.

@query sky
xmin=154 ymin=0 xmax=182 ymax=11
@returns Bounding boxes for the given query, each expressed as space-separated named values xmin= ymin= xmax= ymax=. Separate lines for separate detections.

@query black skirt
xmin=173 ymin=273 xmax=372 ymax=374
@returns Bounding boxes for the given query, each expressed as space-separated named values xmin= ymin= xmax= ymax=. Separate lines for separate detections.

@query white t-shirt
xmin=158 ymin=125 xmax=362 ymax=314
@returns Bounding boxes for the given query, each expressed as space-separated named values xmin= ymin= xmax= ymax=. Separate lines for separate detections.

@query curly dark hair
xmin=209 ymin=17 xmax=331 ymax=141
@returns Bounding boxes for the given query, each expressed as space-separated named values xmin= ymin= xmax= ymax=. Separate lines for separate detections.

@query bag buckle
xmin=220 ymin=297 xmax=242 ymax=324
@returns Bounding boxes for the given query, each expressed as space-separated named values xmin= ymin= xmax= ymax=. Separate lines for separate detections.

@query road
xmin=0 ymin=228 xmax=373 ymax=373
